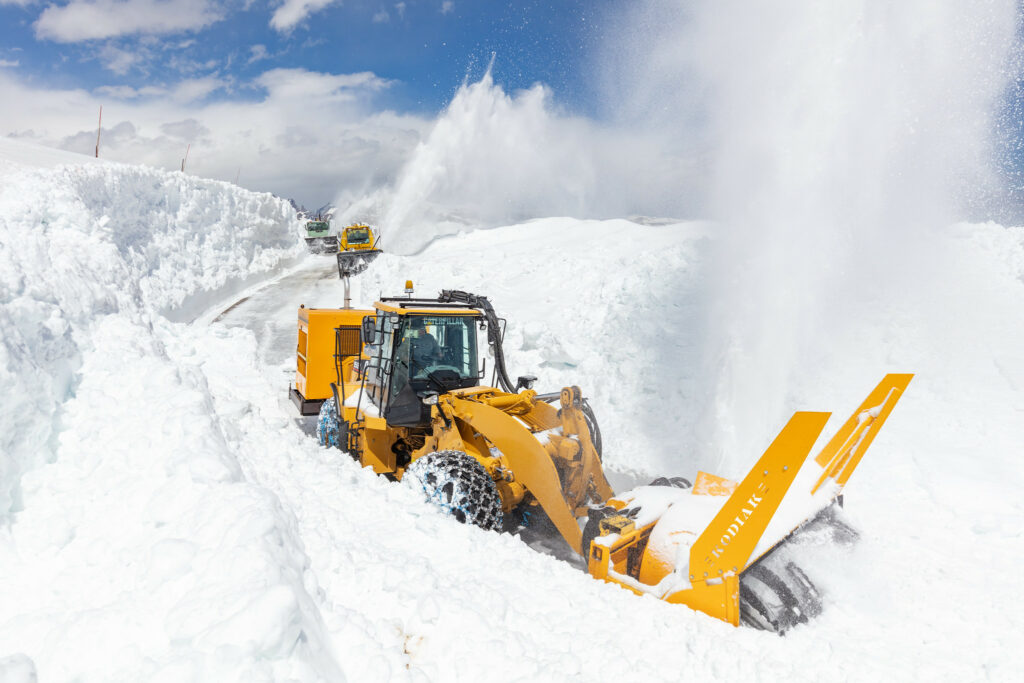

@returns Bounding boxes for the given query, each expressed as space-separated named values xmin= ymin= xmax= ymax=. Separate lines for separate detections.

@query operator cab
xmin=362 ymin=302 xmax=487 ymax=426
xmin=344 ymin=226 xmax=371 ymax=245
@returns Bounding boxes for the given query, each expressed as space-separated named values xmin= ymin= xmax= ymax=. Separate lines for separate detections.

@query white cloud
xmin=0 ymin=60 xmax=19 ymax=68
xmin=394 ymin=2 xmax=405 ymax=19
xmin=94 ymin=84 xmax=161 ymax=98
xmin=34 ymin=0 xmax=224 ymax=43
xmin=92 ymin=76 xmax=223 ymax=102
xmin=248 ymin=44 xmax=268 ymax=64
xmin=160 ymin=117 xmax=209 ymax=140
xmin=0 ymin=0 xmax=37 ymax=6
xmin=270 ymin=0 xmax=339 ymax=33
xmin=372 ymin=10 xmax=389 ymax=23
xmin=440 ymin=1 xmax=453 ymax=15
xmin=256 ymin=68 xmax=391 ymax=101
xmin=98 ymin=44 xmax=141 ymax=75
xmin=169 ymin=76 xmax=226 ymax=102
xmin=0 ymin=68 xmax=425 ymax=207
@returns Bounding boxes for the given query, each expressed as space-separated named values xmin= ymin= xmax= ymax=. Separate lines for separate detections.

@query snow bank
xmin=0 ymin=149 xmax=302 ymax=520
xmin=2 ymin=317 xmax=340 ymax=680
xmin=0 ymin=146 xmax=337 ymax=679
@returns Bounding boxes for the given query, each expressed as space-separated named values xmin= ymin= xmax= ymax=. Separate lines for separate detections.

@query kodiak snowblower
xmin=288 ymin=285 xmax=911 ymax=633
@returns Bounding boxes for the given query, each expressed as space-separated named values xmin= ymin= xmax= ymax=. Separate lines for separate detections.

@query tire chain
xmin=407 ymin=450 xmax=503 ymax=531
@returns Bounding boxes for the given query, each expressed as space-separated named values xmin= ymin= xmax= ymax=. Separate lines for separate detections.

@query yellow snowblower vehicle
xmin=289 ymin=285 xmax=912 ymax=634
xmin=336 ymin=223 xmax=382 ymax=277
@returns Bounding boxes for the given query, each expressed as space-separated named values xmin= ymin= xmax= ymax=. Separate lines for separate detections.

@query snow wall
xmin=0 ymin=155 xmax=303 ymax=521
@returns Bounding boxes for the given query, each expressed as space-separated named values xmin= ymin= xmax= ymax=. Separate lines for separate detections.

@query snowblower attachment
xmin=585 ymin=374 xmax=912 ymax=632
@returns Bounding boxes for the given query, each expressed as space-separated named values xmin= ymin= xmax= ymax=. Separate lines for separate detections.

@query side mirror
xmin=516 ymin=375 xmax=537 ymax=391
xmin=361 ymin=316 xmax=376 ymax=344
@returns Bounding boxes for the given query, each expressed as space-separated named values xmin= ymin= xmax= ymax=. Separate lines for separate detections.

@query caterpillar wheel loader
xmin=288 ymin=285 xmax=912 ymax=634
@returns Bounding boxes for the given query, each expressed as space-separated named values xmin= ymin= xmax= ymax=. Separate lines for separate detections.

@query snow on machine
xmin=288 ymin=284 xmax=912 ymax=633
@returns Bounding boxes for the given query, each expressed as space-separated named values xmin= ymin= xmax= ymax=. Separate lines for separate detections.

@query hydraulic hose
xmin=438 ymin=289 xmax=516 ymax=393
xmin=437 ymin=289 xmax=603 ymax=459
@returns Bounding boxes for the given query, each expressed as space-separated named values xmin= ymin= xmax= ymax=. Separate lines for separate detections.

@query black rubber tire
xmin=649 ymin=476 xmax=693 ymax=489
xmin=405 ymin=450 xmax=504 ymax=531
xmin=316 ymin=396 xmax=341 ymax=448
xmin=739 ymin=557 xmax=823 ymax=635
xmin=580 ymin=506 xmax=617 ymax=562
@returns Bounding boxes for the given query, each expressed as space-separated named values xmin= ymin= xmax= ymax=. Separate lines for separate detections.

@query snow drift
xmin=0 ymin=148 xmax=303 ymax=520
xmin=0 ymin=147 xmax=322 ymax=680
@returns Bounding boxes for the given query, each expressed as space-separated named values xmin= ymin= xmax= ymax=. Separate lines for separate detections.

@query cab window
xmin=346 ymin=228 xmax=370 ymax=244
xmin=389 ymin=315 xmax=479 ymax=399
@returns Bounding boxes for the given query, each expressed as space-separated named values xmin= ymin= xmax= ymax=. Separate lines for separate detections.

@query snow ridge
xmin=0 ymin=160 xmax=302 ymax=520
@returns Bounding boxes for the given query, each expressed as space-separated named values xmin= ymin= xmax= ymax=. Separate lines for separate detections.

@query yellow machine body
xmin=290 ymin=306 xmax=374 ymax=414
xmin=339 ymin=223 xmax=378 ymax=252
xmin=290 ymin=288 xmax=912 ymax=631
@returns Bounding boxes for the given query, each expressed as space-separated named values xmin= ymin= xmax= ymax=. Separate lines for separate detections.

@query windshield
xmin=390 ymin=315 xmax=479 ymax=399
xmin=346 ymin=228 xmax=370 ymax=244
xmin=306 ymin=221 xmax=329 ymax=234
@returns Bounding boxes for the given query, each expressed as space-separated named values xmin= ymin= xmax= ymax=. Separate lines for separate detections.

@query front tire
xmin=316 ymin=396 xmax=341 ymax=448
xmin=405 ymin=450 xmax=503 ymax=531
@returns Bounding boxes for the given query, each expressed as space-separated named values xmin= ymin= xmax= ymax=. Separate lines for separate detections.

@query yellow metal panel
xmin=688 ymin=412 xmax=829 ymax=579
xmin=692 ymin=471 xmax=738 ymax=497
xmin=361 ymin=428 xmax=397 ymax=474
xmin=363 ymin=415 xmax=387 ymax=430
xmin=812 ymin=373 xmax=913 ymax=493
xmin=450 ymin=397 xmax=584 ymax=554
xmin=373 ymin=302 xmax=480 ymax=316
xmin=294 ymin=307 xmax=373 ymax=401
xmin=339 ymin=224 xmax=377 ymax=251
xmin=664 ymin=575 xmax=741 ymax=627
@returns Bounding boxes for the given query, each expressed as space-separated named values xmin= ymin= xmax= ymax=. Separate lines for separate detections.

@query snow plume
xmin=337 ymin=69 xmax=589 ymax=252
xmin=613 ymin=1 xmax=1019 ymax=471
xmin=339 ymin=67 xmax=694 ymax=254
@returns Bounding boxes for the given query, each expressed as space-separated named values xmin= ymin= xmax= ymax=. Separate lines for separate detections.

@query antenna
xmin=181 ymin=143 xmax=191 ymax=173
xmin=95 ymin=105 xmax=102 ymax=158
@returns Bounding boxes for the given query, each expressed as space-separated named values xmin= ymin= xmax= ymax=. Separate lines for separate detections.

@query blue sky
xmin=1 ymin=1 xmax=1021 ymax=220
xmin=0 ymin=1 xmax=623 ymax=206
xmin=0 ymin=1 xmax=607 ymax=115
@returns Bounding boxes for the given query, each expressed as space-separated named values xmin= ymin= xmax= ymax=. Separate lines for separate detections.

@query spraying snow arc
xmin=337 ymin=70 xmax=592 ymax=253
xmin=613 ymin=1 xmax=1020 ymax=471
